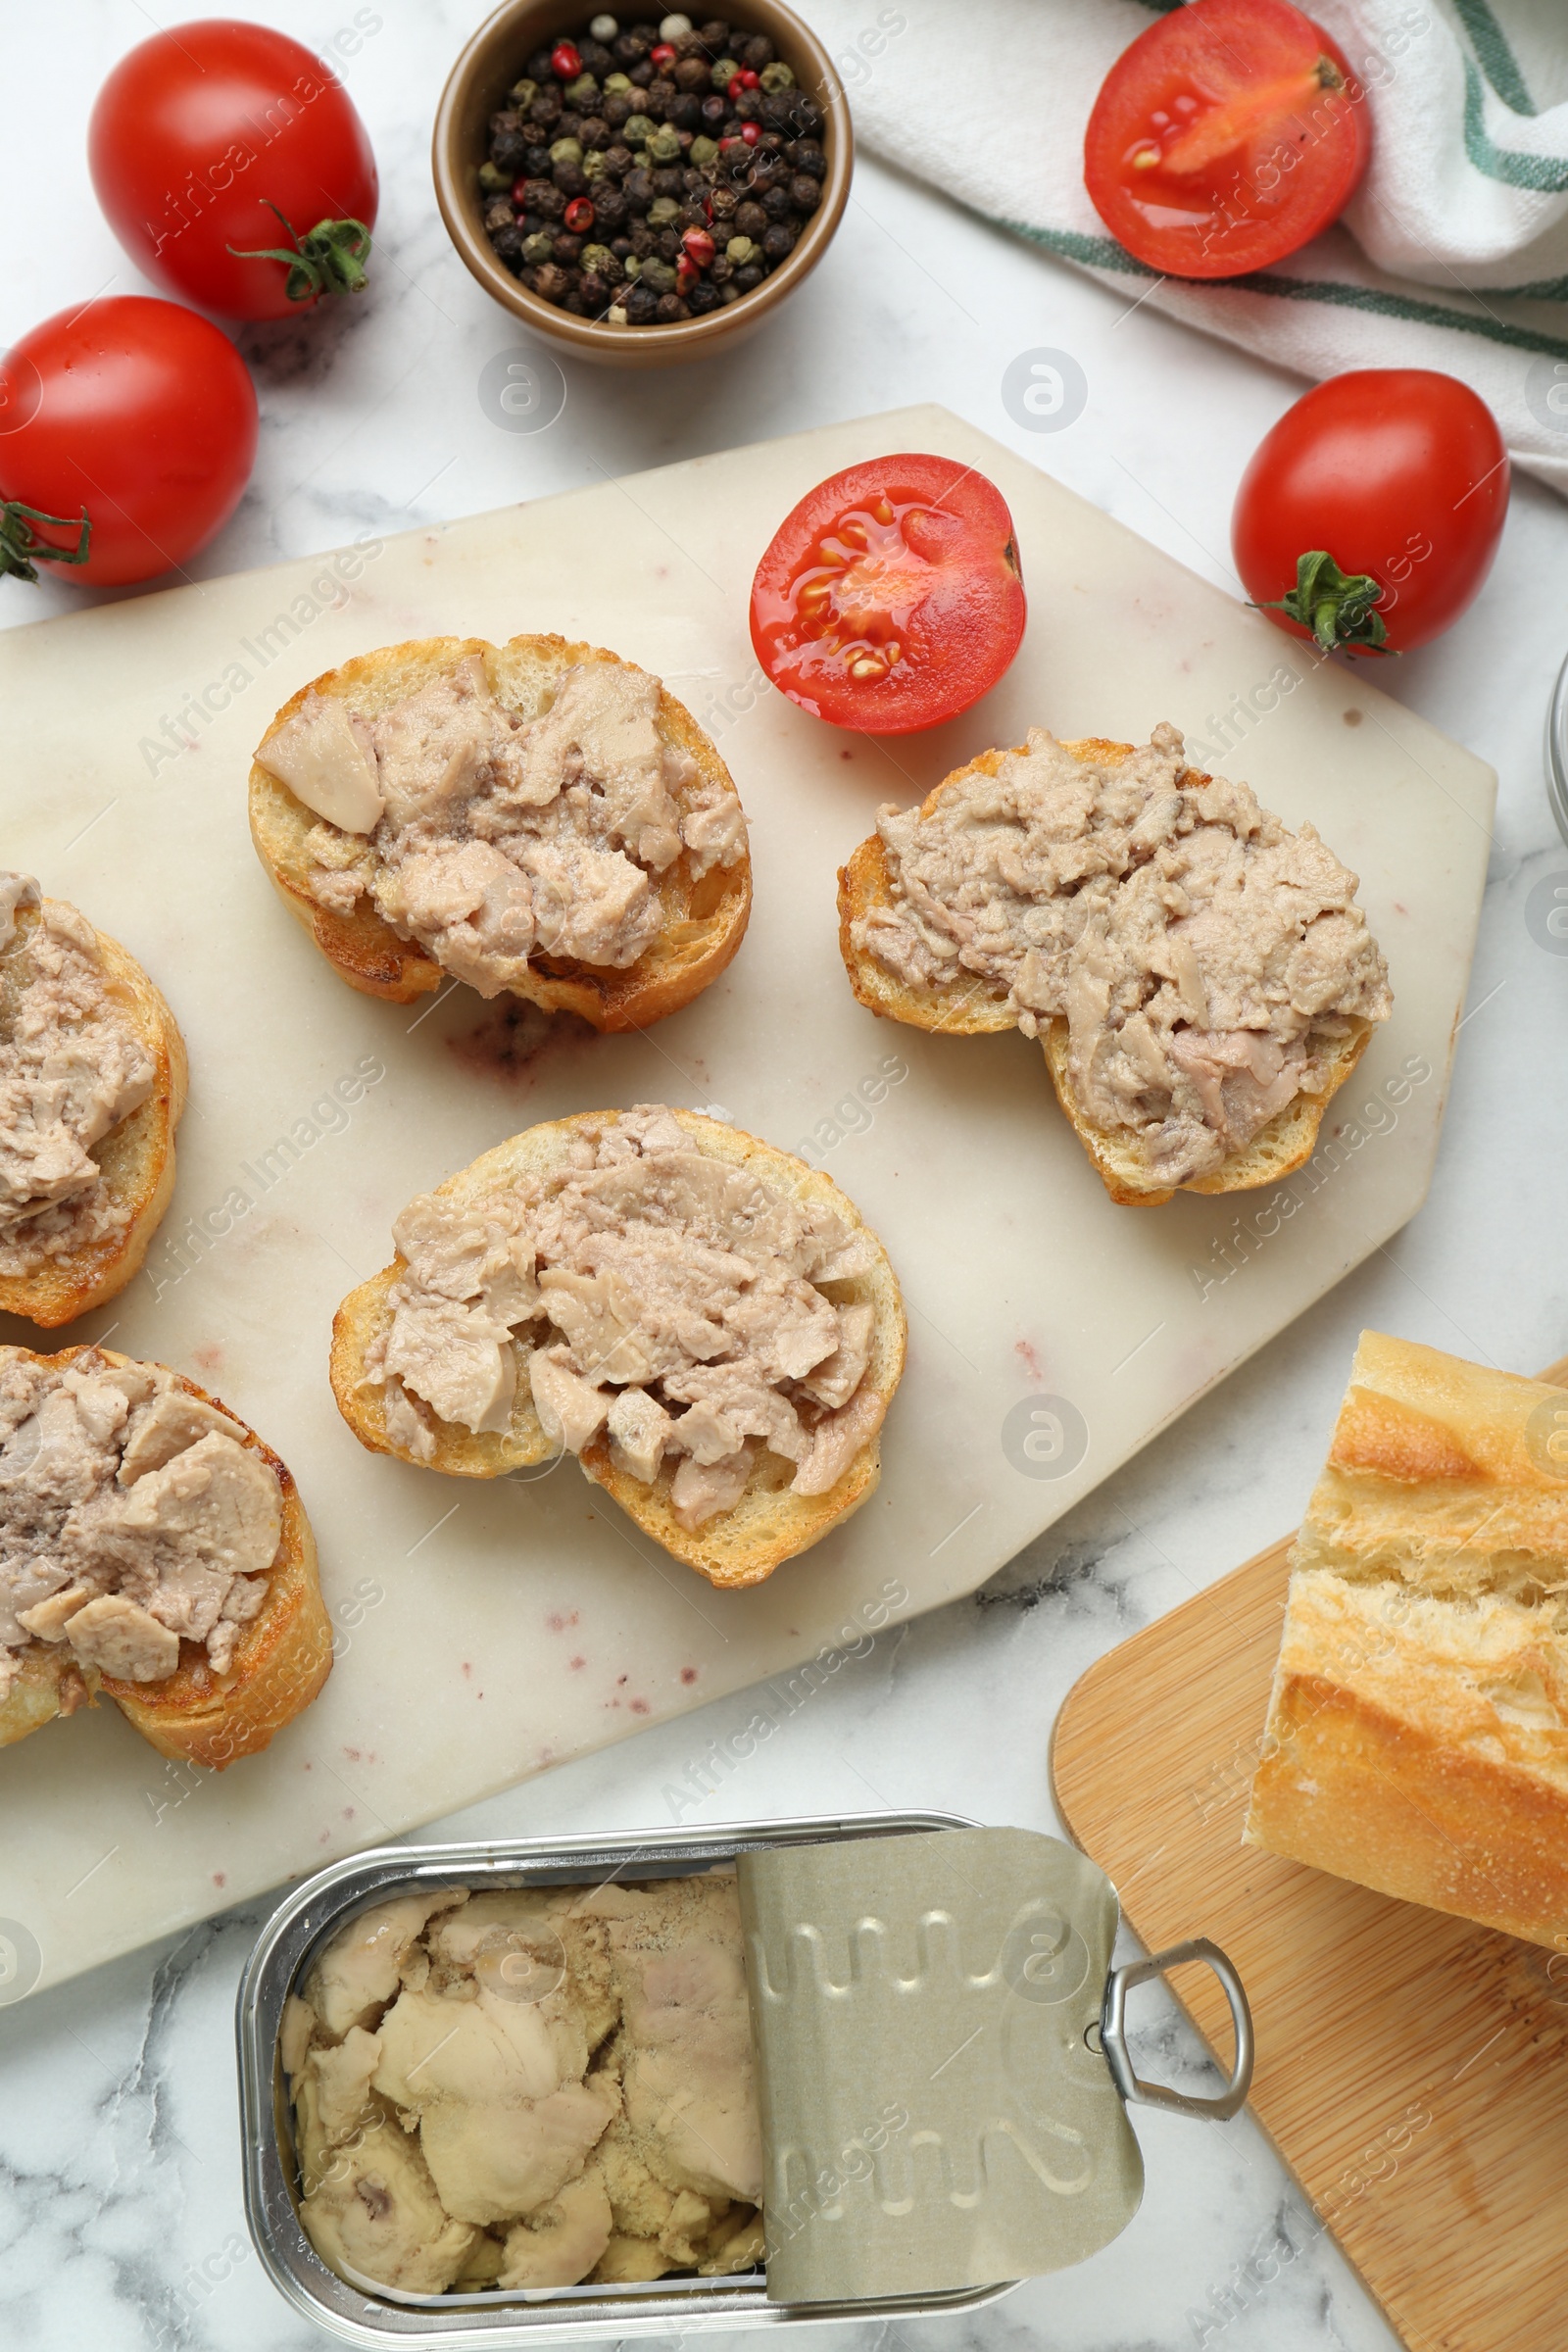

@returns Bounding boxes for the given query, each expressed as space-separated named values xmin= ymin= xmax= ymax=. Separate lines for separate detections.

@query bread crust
xmin=0 ymin=903 xmax=188 ymax=1326
xmin=249 ymin=634 xmax=752 ymax=1029
xmin=837 ymin=736 xmax=1376 ymax=1205
xmin=328 ymin=1108 xmax=906 ymax=1589
xmin=0 ymin=1347 xmax=330 ymax=1768
xmin=1245 ymin=1333 xmax=1568 ymax=1949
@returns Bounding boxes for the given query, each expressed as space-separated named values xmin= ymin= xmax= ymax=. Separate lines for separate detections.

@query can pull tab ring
xmin=1100 ymin=1936 xmax=1253 ymax=2122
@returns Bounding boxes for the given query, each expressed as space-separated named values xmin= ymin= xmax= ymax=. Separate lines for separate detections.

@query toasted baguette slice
xmin=329 ymin=1109 xmax=906 ymax=1589
xmin=0 ymin=1347 xmax=329 ymax=1768
xmin=838 ymin=736 xmax=1377 ymax=1206
xmin=249 ymin=634 xmax=752 ymax=1029
xmin=0 ymin=896 xmax=188 ymax=1326
xmin=1244 ymin=1332 xmax=1568 ymax=1949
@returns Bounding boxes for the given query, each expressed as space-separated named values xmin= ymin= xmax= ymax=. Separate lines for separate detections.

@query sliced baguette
xmin=0 ymin=1347 xmax=329 ymax=1768
xmin=249 ymin=634 xmax=752 ymax=1029
xmin=838 ymin=737 xmax=1376 ymax=1207
xmin=329 ymin=1109 xmax=906 ymax=1589
xmin=0 ymin=897 xmax=188 ymax=1326
xmin=1244 ymin=1333 xmax=1568 ymax=1949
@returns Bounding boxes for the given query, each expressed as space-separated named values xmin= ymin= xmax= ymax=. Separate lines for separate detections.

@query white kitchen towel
xmin=796 ymin=0 xmax=1568 ymax=493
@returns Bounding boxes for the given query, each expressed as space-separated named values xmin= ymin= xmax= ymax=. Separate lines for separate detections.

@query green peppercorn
xmin=710 ymin=56 xmax=738 ymax=88
xmin=509 ymin=76 xmax=539 ymax=106
xmin=689 ymin=134 xmax=718 ymax=166
xmin=566 ymin=73 xmax=600 ymax=106
xmin=759 ymin=61 xmax=795 ymax=92
xmin=647 ymin=195 xmax=681 ymax=226
xmin=581 ymin=241 xmax=619 ymax=275
xmin=604 ymin=71 xmax=632 ymax=92
xmin=582 ymin=148 xmax=608 ymax=179
xmin=622 ymin=254 xmax=642 ymax=277
xmin=478 ymin=160 xmax=511 ymax=191
xmin=639 ymin=257 xmax=677 ymax=292
xmin=522 ymin=230 xmax=555 ymax=265
xmin=623 ymin=113 xmax=655 ymax=145
xmin=646 ymin=125 xmax=682 ymax=162
xmin=550 ymin=136 xmax=584 ymax=166
xmin=725 ymin=233 xmax=758 ymax=265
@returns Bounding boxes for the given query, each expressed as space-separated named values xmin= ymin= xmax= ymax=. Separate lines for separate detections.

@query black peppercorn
xmin=688 ymin=278 xmax=720 ymax=313
xmin=794 ymin=96 xmax=823 ymax=136
xmin=526 ymin=44 xmax=554 ymax=78
xmin=554 ymin=232 xmax=584 ymax=266
xmin=789 ymin=139 xmax=827 ymax=178
xmin=593 ymin=183 xmax=628 ymax=229
xmin=655 ymin=291 xmax=686 ymax=322
xmin=674 ymin=55 xmax=709 ymax=91
xmin=733 ymin=200 xmax=767 ymax=236
xmin=524 ymin=142 xmax=554 ymax=175
xmin=733 ymin=262 xmax=763 ymax=291
xmin=602 ymin=142 xmax=633 ymax=176
xmin=524 ymin=177 xmax=565 ymax=219
xmin=579 ymin=270 xmax=611 ymax=307
xmin=558 ymin=111 xmax=583 ymax=140
xmin=492 ymin=220 xmax=527 ymax=263
xmin=700 ymin=92 xmax=727 ymax=129
xmin=761 ymin=220 xmax=795 ymax=261
xmin=578 ymin=115 xmax=610 ymax=149
xmin=651 ymin=166 xmax=684 ymax=197
xmin=603 ymin=91 xmax=633 ymax=127
xmin=623 ymin=281 xmax=660 ymax=322
xmin=668 ymin=92 xmax=702 ymax=130
xmin=732 ymin=89 xmax=760 ymax=122
xmin=628 ymin=220 xmax=657 ymax=257
xmin=613 ymin=29 xmax=648 ymax=63
xmin=698 ymin=21 xmax=730 ymax=53
xmin=709 ymin=251 xmax=733 ymax=281
xmin=611 ymin=233 xmax=634 ymax=257
xmin=528 ymin=91 xmax=563 ymax=127
xmin=579 ymin=37 xmax=613 ymax=73
xmin=760 ymin=183 xmax=791 ymax=220
xmin=532 ymin=262 xmax=571 ymax=302
xmin=744 ymin=33 xmax=773 ymax=66
xmin=789 ymin=173 xmax=820 ymax=214
xmin=677 ymin=201 xmax=708 ymax=230
xmin=484 ymin=195 xmax=514 ymax=231
xmin=521 ymin=211 xmax=547 ymax=236
xmin=623 ymin=166 xmax=656 ymax=208
xmin=554 ymin=160 xmax=588 ymax=197
xmin=562 ymin=291 xmax=589 ymax=316
xmin=709 ymin=181 xmax=738 ymax=218
xmin=628 ymin=57 xmax=654 ymax=85
xmin=648 ymin=75 xmax=677 ymax=106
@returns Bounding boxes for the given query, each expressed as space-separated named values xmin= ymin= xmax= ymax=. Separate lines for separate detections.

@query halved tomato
xmin=1084 ymin=0 xmax=1368 ymax=279
xmin=749 ymin=455 xmax=1025 ymax=734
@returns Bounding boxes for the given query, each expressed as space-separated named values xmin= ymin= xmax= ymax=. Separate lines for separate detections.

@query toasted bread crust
xmin=249 ymin=634 xmax=752 ymax=1029
xmin=1246 ymin=1334 xmax=1568 ymax=1949
xmin=0 ymin=906 xmax=188 ymax=1326
xmin=329 ymin=1109 xmax=906 ymax=1588
xmin=838 ymin=736 xmax=1378 ymax=1205
xmin=0 ymin=1347 xmax=329 ymax=1768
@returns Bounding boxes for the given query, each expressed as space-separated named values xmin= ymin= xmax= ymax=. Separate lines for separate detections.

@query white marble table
xmin=2 ymin=6 xmax=1562 ymax=2349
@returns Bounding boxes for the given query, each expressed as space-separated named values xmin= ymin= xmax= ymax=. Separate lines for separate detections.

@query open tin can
xmin=237 ymin=1810 xmax=1251 ymax=2345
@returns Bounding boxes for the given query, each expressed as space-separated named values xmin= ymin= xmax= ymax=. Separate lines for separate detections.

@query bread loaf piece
xmin=1244 ymin=1331 xmax=1568 ymax=1947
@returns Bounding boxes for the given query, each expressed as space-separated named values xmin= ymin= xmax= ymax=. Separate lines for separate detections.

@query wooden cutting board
xmin=1050 ymin=1372 xmax=1568 ymax=2352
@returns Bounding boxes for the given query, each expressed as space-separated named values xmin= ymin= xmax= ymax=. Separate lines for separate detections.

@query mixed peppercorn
xmin=478 ymin=12 xmax=828 ymax=325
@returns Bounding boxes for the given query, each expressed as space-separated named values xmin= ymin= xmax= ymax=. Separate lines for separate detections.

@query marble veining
xmin=2 ymin=1 xmax=1561 ymax=2346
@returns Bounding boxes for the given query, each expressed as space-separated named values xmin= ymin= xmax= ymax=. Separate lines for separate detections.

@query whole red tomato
xmin=89 ymin=19 xmax=378 ymax=321
xmin=1085 ymin=0 xmax=1368 ymax=279
xmin=0 ymin=299 xmax=258 ymax=588
xmin=750 ymin=455 xmax=1026 ymax=734
xmin=1233 ymin=371 xmax=1509 ymax=656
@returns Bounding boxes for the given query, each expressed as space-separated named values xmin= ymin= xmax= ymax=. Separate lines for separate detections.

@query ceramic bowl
xmin=432 ymin=0 xmax=853 ymax=368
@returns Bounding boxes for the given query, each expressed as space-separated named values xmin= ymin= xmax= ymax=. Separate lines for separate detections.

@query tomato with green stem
xmin=0 ymin=299 xmax=258 ymax=589
xmin=1232 ymin=371 xmax=1509 ymax=657
xmin=89 ymin=19 xmax=378 ymax=321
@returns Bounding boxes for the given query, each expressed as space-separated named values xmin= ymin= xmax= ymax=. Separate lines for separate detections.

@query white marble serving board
xmin=0 ymin=403 xmax=1492 ymax=1996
